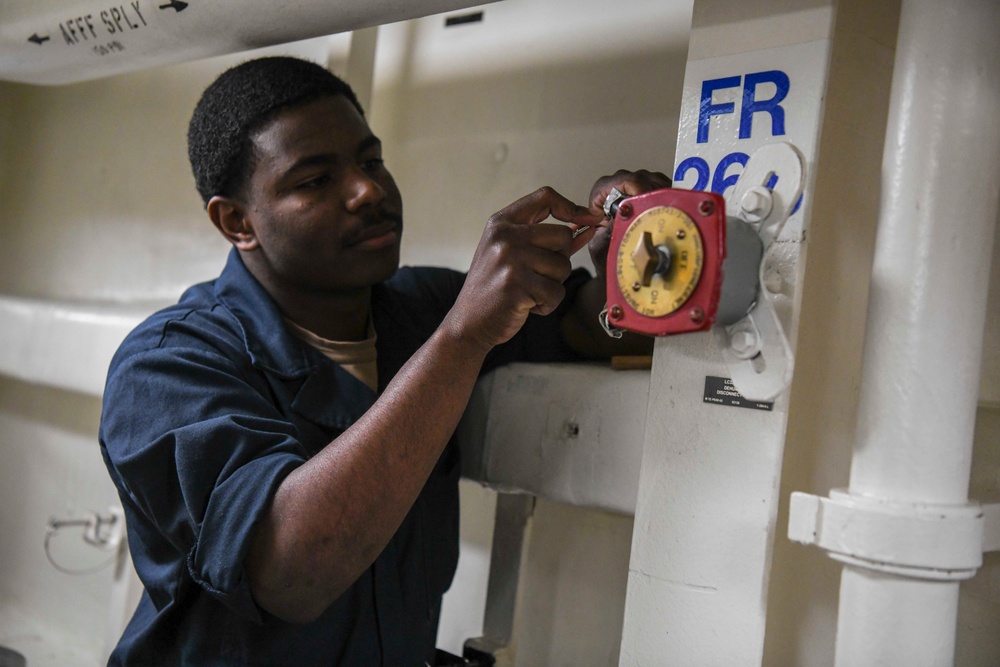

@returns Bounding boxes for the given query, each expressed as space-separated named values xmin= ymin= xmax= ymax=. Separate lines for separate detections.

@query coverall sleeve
xmin=101 ymin=342 xmax=307 ymax=623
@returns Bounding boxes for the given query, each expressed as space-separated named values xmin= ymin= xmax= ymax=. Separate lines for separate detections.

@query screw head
xmin=729 ymin=327 xmax=760 ymax=359
xmin=676 ymin=229 xmax=686 ymax=240
xmin=610 ymin=305 xmax=624 ymax=320
xmin=699 ymin=199 xmax=714 ymax=216
xmin=619 ymin=203 xmax=633 ymax=219
xmin=632 ymin=281 xmax=642 ymax=292
xmin=731 ymin=331 xmax=755 ymax=354
xmin=739 ymin=186 xmax=773 ymax=222
xmin=689 ymin=306 xmax=705 ymax=323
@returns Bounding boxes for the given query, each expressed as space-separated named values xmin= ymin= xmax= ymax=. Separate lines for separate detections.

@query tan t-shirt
xmin=284 ymin=319 xmax=378 ymax=392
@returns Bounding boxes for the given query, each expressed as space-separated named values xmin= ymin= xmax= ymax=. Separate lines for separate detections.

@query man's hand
xmin=443 ymin=186 xmax=600 ymax=354
xmin=558 ymin=169 xmax=671 ymax=359
xmin=586 ymin=169 xmax=672 ymax=280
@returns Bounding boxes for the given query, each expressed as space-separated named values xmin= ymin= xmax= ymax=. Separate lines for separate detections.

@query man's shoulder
xmin=111 ymin=279 xmax=243 ymax=370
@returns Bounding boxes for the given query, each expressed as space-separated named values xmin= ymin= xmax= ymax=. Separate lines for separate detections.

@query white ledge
xmin=0 ymin=295 xmax=159 ymax=396
xmin=458 ymin=362 xmax=650 ymax=515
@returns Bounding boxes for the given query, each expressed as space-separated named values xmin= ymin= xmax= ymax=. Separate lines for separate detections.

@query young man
xmin=100 ymin=56 xmax=665 ymax=665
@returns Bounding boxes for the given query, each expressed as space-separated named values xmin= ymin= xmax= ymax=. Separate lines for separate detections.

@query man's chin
xmin=368 ymin=249 xmax=401 ymax=284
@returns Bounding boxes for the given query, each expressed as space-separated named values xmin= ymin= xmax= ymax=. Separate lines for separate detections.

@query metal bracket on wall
xmin=714 ymin=142 xmax=805 ymax=402
xmin=463 ymin=493 xmax=535 ymax=666
xmin=789 ymin=490 xmax=1000 ymax=580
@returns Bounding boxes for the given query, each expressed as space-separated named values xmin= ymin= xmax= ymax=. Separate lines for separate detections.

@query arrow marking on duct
xmin=28 ymin=33 xmax=51 ymax=45
xmin=158 ymin=0 xmax=189 ymax=12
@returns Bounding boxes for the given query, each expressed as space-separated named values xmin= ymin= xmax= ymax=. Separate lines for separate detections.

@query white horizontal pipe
xmin=0 ymin=0 xmax=495 ymax=85
xmin=835 ymin=0 xmax=1000 ymax=664
xmin=0 ymin=295 xmax=155 ymax=396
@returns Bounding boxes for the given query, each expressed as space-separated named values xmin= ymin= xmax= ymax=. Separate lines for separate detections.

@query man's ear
xmin=207 ymin=195 xmax=259 ymax=251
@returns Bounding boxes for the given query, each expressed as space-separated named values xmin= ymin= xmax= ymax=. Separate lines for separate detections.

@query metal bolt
xmin=676 ymin=229 xmax=686 ymax=240
xmin=689 ymin=306 xmax=705 ymax=323
xmin=731 ymin=330 xmax=756 ymax=356
xmin=728 ymin=324 xmax=761 ymax=360
xmin=610 ymin=304 xmax=624 ymax=320
xmin=740 ymin=186 xmax=773 ymax=223
xmin=619 ymin=203 xmax=633 ymax=219
xmin=699 ymin=199 xmax=714 ymax=216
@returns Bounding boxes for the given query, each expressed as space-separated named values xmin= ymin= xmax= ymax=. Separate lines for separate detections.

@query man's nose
xmin=344 ymin=168 xmax=385 ymax=211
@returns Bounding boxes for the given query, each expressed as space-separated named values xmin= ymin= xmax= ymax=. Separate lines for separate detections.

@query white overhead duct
xmin=0 ymin=0 xmax=495 ymax=85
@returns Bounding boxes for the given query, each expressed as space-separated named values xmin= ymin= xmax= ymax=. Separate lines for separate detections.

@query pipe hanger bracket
xmin=789 ymin=490 xmax=999 ymax=581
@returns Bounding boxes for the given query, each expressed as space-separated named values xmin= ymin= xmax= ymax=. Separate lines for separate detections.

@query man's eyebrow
xmin=357 ymin=134 xmax=382 ymax=154
xmin=285 ymin=153 xmax=336 ymax=174
xmin=284 ymin=135 xmax=382 ymax=174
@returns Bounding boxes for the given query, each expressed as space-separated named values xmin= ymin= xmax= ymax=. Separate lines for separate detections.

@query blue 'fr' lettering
xmin=740 ymin=70 xmax=790 ymax=139
xmin=697 ymin=70 xmax=790 ymax=143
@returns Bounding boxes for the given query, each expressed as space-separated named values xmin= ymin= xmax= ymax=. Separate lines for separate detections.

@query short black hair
xmin=187 ymin=56 xmax=363 ymax=206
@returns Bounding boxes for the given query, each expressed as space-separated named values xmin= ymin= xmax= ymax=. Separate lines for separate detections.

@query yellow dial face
xmin=616 ymin=206 xmax=704 ymax=317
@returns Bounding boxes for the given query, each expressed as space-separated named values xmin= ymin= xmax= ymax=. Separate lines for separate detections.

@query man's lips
xmin=349 ymin=216 xmax=402 ymax=250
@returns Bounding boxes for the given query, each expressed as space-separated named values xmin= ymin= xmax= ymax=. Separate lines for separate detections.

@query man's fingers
xmin=567 ymin=225 xmax=597 ymax=256
xmin=492 ymin=186 xmax=601 ymax=228
xmin=520 ymin=244 xmax=573 ymax=283
xmin=588 ymin=169 xmax=672 ymax=214
xmin=520 ymin=222 xmax=590 ymax=256
xmin=523 ymin=274 xmax=567 ymax=317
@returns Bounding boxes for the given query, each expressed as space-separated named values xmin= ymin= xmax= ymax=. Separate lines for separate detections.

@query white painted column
xmin=619 ymin=1 xmax=836 ymax=664
xmin=834 ymin=0 xmax=1000 ymax=664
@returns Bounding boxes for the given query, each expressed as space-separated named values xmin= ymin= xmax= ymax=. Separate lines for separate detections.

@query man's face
xmin=240 ymin=95 xmax=403 ymax=295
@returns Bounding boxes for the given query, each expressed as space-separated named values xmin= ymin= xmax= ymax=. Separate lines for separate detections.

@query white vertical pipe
xmin=343 ymin=27 xmax=379 ymax=113
xmin=837 ymin=568 xmax=960 ymax=666
xmin=849 ymin=0 xmax=1000 ymax=505
xmin=836 ymin=0 xmax=1000 ymax=664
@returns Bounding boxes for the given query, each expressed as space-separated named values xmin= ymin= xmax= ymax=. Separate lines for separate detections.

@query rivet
xmin=610 ymin=305 xmax=624 ymax=320
xmin=632 ymin=281 xmax=642 ymax=291
xmin=676 ymin=229 xmax=686 ymax=240
xmin=699 ymin=199 xmax=714 ymax=216
xmin=689 ymin=306 xmax=705 ymax=323
xmin=619 ymin=203 xmax=633 ymax=219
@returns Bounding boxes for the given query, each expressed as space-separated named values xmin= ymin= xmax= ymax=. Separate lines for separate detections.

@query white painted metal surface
xmin=0 ymin=0 xmax=495 ymax=85
xmin=459 ymin=362 xmax=648 ymax=515
xmin=825 ymin=0 xmax=1000 ymax=664
xmin=0 ymin=296 xmax=153 ymax=396
xmin=619 ymin=2 xmax=835 ymax=663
